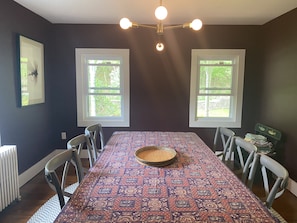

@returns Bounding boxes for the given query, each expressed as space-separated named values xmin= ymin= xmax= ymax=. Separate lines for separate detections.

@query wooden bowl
xmin=135 ymin=146 xmax=177 ymax=167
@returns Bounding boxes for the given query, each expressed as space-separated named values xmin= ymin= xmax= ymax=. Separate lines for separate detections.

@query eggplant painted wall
xmin=0 ymin=0 xmax=54 ymax=173
xmin=259 ymin=9 xmax=297 ymax=180
xmin=49 ymin=24 xmax=262 ymax=150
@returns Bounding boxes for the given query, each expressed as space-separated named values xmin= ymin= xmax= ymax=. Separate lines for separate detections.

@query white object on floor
xmin=27 ymin=183 xmax=78 ymax=223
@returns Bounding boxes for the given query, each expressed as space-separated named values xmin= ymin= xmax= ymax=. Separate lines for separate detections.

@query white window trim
xmin=189 ymin=49 xmax=245 ymax=128
xmin=76 ymin=48 xmax=130 ymax=127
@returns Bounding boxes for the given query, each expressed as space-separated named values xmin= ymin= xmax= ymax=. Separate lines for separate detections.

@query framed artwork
xmin=18 ymin=35 xmax=45 ymax=106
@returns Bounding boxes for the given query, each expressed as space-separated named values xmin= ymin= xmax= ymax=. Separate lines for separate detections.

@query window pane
xmin=88 ymin=60 xmax=120 ymax=65
xmin=88 ymin=95 xmax=121 ymax=117
xmin=76 ymin=48 xmax=130 ymax=127
xmin=197 ymin=96 xmax=231 ymax=118
xmin=199 ymin=65 xmax=232 ymax=94
xmin=189 ymin=49 xmax=245 ymax=127
xmin=88 ymin=65 xmax=120 ymax=89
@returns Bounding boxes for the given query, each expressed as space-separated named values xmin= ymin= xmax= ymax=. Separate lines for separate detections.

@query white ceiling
xmin=14 ymin=0 xmax=297 ymax=25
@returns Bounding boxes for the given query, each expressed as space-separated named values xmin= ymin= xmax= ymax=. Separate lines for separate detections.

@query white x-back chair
xmin=231 ymin=136 xmax=259 ymax=188
xmin=246 ymin=153 xmax=289 ymax=222
xmin=213 ymin=127 xmax=235 ymax=162
xmin=257 ymin=154 xmax=289 ymax=208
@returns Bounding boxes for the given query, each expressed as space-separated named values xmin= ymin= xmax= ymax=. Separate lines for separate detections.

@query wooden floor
xmin=0 ymin=159 xmax=297 ymax=222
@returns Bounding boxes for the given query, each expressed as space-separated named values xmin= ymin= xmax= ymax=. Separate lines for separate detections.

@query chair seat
xmin=27 ymin=183 xmax=78 ymax=223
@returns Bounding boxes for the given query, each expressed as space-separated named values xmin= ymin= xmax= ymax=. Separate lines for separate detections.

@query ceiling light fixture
xmin=119 ymin=0 xmax=203 ymax=52
xmin=156 ymin=42 xmax=165 ymax=52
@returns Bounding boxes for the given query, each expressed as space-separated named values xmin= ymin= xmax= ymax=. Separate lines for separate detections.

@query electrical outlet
xmin=61 ymin=132 xmax=67 ymax=140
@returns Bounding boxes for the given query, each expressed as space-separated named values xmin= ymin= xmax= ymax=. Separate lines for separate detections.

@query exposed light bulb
xmin=156 ymin=42 xmax=164 ymax=51
xmin=190 ymin=19 xmax=203 ymax=31
xmin=155 ymin=6 xmax=168 ymax=20
xmin=120 ymin=18 xmax=132 ymax=29
xmin=119 ymin=0 xmax=203 ymax=53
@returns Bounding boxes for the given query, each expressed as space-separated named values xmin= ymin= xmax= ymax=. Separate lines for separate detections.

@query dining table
xmin=54 ymin=131 xmax=280 ymax=222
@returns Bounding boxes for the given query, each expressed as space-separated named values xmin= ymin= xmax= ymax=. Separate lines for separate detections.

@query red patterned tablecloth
xmin=55 ymin=131 xmax=279 ymax=222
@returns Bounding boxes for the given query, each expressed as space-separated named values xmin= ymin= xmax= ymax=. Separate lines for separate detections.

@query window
xmin=76 ymin=48 xmax=130 ymax=127
xmin=189 ymin=49 xmax=245 ymax=128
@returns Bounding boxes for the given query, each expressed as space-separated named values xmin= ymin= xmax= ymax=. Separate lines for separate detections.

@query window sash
xmin=189 ymin=49 xmax=245 ymax=128
xmin=76 ymin=48 xmax=130 ymax=127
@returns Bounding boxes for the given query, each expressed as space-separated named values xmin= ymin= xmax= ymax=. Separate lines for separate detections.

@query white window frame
xmin=189 ymin=49 xmax=245 ymax=128
xmin=75 ymin=48 xmax=130 ymax=127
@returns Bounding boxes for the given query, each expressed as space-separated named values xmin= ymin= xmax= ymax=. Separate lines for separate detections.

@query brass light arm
xmin=119 ymin=0 xmax=203 ymax=51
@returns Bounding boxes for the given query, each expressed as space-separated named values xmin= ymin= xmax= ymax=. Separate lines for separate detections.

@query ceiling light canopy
xmin=119 ymin=0 xmax=203 ymax=51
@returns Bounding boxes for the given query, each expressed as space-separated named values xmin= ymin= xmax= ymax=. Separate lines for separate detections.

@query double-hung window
xmin=76 ymin=48 xmax=130 ymax=127
xmin=189 ymin=49 xmax=245 ymax=128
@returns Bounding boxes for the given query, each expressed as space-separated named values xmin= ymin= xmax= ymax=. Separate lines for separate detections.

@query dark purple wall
xmin=1 ymin=0 xmax=297 ymax=181
xmin=0 ymin=0 xmax=54 ymax=173
xmin=49 ymin=24 xmax=262 ymax=150
xmin=259 ymin=9 xmax=297 ymax=180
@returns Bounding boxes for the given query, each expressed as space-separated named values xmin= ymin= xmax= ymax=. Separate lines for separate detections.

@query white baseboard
xmin=19 ymin=150 xmax=297 ymax=197
xmin=18 ymin=149 xmax=88 ymax=187
xmin=287 ymin=178 xmax=297 ymax=197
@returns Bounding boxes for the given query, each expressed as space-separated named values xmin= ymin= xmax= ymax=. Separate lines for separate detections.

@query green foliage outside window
xmin=87 ymin=60 xmax=122 ymax=117
xmin=197 ymin=60 xmax=233 ymax=118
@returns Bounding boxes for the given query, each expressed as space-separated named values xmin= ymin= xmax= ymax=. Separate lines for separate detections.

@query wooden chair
xmin=254 ymin=154 xmax=289 ymax=209
xmin=45 ymin=149 xmax=84 ymax=209
xmin=246 ymin=153 xmax=289 ymax=222
xmin=62 ymin=134 xmax=95 ymax=192
xmin=67 ymin=134 xmax=95 ymax=169
xmin=230 ymin=136 xmax=259 ymax=188
xmin=213 ymin=127 xmax=235 ymax=162
xmin=27 ymin=149 xmax=84 ymax=222
xmin=85 ymin=123 xmax=105 ymax=161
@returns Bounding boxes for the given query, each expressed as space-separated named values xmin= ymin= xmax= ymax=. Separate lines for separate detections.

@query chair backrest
xmin=213 ymin=127 xmax=235 ymax=161
xmin=63 ymin=134 xmax=95 ymax=189
xmin=258 ymin=154 xmax=289 ymax=208
xmin=67 ymin=134 xmax=95 ymax=168
xmin=85 ymin=123 xmax=105 ymax=160
xmin=232 ymin=136 xmax=258 ymax=168
xmin=231 ymin=136 xmax=259 ymax=189
xmin=45 ymin=149 xmax=83 ymax=209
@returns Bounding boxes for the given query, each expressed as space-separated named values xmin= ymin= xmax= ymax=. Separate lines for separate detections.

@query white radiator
xmin=0 ymin=145 xmax=20 ymax=211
